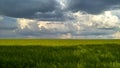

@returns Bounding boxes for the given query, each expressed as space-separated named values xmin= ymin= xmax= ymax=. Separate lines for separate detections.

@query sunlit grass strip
xmin=0 ymin=39 xmax=120 ymax=46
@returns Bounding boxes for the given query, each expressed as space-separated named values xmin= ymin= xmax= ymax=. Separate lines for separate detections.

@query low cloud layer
xmin=0 ymin=9 xmax=120 ymax=38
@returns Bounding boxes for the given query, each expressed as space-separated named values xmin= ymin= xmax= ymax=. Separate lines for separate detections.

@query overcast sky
xmin=0 ymin=0 xmax=120 ymax=39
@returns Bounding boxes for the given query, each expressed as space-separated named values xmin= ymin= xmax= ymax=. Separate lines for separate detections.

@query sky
xmin=0 ymin=0 xmax=120 ymax=39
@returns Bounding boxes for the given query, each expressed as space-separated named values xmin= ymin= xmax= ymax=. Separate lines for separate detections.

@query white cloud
xmin=17 ymin=18 xmax=80 ymax=35
xmin=38 ymin=21 xmax=80 ymax=33
xmin=17 ymin=18 xmax=38 ymax=30
xmin=0 ymin=9 xmax=120 ymax=39
xmin=60 ymin=33 xmax=72 ymax=39
xmin=72 ymin=10 xmax=120 ymax=28
xmin=112 ymin=31 xmax=120 ymax=39
xmin=56 ymin=0 xmax=68 ymax=10
xmin=0 ymin=16 xmax=4 ymax=21
xmin=61 ymin=10 xmax=120 ymax=39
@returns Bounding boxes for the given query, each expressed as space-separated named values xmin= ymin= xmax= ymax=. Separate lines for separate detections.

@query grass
xmin=0 ymin=39 xmax=120 ymax=68
xmin=0 ymin=39 xmax=120 ymax=46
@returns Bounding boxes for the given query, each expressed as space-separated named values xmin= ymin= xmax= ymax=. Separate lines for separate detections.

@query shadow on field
xmin=0 ymin=44 xmax=120 ymax=68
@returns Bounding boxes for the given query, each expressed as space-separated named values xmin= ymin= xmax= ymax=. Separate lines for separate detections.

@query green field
xmin=0 ymin=39 xmax=120 ymax=46
xmin=0 ymin=39 xmax=120 ymax=68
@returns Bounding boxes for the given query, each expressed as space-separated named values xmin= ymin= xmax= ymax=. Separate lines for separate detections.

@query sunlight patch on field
xmin=0 ymin=39 xmax=120 ymax=46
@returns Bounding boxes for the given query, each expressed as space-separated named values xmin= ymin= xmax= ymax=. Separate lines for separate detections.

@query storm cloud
xmin=67 ymin=0 xmax=120 ymax=14
xmin=0 ymin=0 xmax=120 ymax=20
xmin=0 ymin=0 xmax=57 ymax=19
xmin=0 ymin=0 xmax=120 ymax=38
xmin=0 ymin=0 xmax=120 ymax=19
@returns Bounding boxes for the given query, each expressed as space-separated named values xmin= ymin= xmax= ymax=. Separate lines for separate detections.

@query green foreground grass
xmin=0 ymin=39 xmax=120 ymax=68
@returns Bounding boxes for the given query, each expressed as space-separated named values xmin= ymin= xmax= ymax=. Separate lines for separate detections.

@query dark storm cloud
xmin=67 ymin=0 xmax=120 ymax=14
xmin=33 ymin=10 xmax=65 ymax=21
xmin=0 ymin=0 xmax=57 ymax=18
xmin=1 ymin=0 xmax=120 ymax=20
